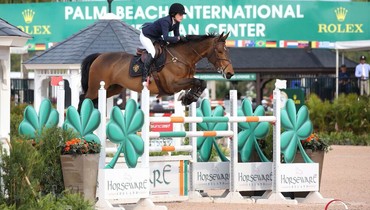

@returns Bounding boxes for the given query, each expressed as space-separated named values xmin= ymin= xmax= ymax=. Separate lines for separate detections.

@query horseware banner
xmin=0 ymin=0 xmax=369 ymax=50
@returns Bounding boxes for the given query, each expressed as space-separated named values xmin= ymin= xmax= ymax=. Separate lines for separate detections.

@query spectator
xmin=355 ymin=55 xmax=370 ymax=96
xmin=338 ymin=64 xmax=350 ymax=94
xmin=152 ymin=99 xmax=164 ymax=112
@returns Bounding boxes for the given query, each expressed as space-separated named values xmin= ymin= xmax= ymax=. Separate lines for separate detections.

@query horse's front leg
xmin=173 ymin=78 xmax=207 ymax=105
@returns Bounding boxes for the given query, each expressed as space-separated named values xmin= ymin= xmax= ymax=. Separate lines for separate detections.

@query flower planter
xmin=60 ymin=154 xmax=99 ymax=202
xmin=294 ymin=149 xmax=325 ymax=186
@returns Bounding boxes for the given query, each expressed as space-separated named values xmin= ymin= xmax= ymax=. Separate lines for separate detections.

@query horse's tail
xmin=81 ymin=53 xmax=101 ymax=93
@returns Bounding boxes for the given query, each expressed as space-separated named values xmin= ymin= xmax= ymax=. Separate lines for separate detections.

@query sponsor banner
xmin=150 ymin=138 xmax=174 ymax=147
xmin=150 ymin=122 xmax=173 ymax=132
xmin=99 ymin=168 xmax=150 ymax=199
xmin=150 ymin=160 xmax=188 ymax=197
xmin=192 ymin=162 xmax=230 ymax=190
xmin=279 ymin=163 xmax=319 ymax=192
xmin=235 ymin=162 xmax=273 ymax=191
xmin=195 ymin=73 xmax=256 ymax=81
xmin=0 ymin=1 xmax=369 ymax=50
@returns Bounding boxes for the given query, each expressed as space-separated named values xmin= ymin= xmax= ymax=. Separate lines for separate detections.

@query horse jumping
xmin=78 ymin=32 xmax=234 ymax=110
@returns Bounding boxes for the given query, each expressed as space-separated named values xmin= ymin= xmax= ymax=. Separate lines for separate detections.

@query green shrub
xmin=10 ymin=103 xmax=28 ymax=137
xmin=35 ymin=127 xmax=77 ymax=195
xmin=58 ymin=191 xmax=94 ymax=210
xmin=306 ymin=94 xmax=335 ymax=133
xmin=0 ymin=137 xmax=41 ymax=207
xmin=319 ymin=131 xmax=370 ymax=146
xmin=1 ymin=125 xmax=79 ymax=207
xmin=0 ymin=193 xmax=94 ymax=210
xmin=306 ymin=93 xmax=369 ymax=135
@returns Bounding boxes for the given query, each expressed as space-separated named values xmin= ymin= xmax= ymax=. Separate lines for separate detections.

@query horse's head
xmin=206 ymin=32 xmax=234 ymax=79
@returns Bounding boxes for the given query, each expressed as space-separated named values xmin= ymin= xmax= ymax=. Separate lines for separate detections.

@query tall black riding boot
xmin=142 ymin=55 xmax=154 ymax=82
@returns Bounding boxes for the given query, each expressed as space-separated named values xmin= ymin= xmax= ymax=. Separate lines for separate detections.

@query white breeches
xmin=140 ymin=31 xmax=155 ymax=58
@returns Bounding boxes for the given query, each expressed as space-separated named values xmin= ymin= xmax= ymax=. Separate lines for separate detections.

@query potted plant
xmin=60 ymin=138 xmax=101 ymax=202
xmin=301 ymin=133 xmax=331 ymax=153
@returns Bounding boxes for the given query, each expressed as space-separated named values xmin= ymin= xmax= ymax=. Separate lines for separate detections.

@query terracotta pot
xmin=60 ymin=154 xmax=99 ymax=202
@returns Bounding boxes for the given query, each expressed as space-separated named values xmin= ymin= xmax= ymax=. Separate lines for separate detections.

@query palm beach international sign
xmin=1 ymin=0 xmax=369 ymax=50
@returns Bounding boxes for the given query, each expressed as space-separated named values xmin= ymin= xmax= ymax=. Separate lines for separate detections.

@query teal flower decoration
xmin=238 ymin=99 xmax=270 ymax=162
xmin=281 ymin=99 xmax=313 ymax=163
xmin=106 ymin=99 xmax=144 ymax=168
xmin=18 ymin=99 xmax=59 ymax=140
xmin=196 ymin=99 xmax=228 ymax=162
xmin=63 ymin=99 xmax=101 ymax=143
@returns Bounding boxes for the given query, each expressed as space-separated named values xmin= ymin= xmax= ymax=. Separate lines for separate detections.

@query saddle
xmin=129 ymin=42 xmax=167 ymax=77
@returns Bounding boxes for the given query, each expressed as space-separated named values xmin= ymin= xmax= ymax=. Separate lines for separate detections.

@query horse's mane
xmin=185 ymin=32 xmax=217 ymax=42
xmin=168 ymin=32 xmax=218 ymax=47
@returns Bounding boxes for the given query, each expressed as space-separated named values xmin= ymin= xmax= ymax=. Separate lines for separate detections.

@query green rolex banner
xmin=0 ymin=0 xmax=369 ymax=51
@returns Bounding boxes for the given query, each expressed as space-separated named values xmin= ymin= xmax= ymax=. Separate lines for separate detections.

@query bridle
xmin=207 ymin=41 xmax=232 ymax=78
xmin=165 ymin=38 xmax=232 ymax=77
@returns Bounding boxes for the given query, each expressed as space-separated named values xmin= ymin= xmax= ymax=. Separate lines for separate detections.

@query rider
xmin=140 ymin=3 xmax=187 ymax=83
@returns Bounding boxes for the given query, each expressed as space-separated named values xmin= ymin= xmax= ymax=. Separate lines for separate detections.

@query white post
xmin=70 ymin=69 xmax=81 ymax=109
xmin=57 ymin=81 xmax=65 ymax=127
xmin=188 ymin=101 xmax=202 ymax=198
xmin=130 ymin=90 xmax=138 ymax=102
xmin=0 ymin=48 xmax=11 ymax=194
xmin=97 ymin=81 xmax=107 ymax=169
xmin=141 ymin=84 xmax=150 ymax=169
xmin=257 ymin=79 xmax=297 ymax=204
xmin=272 ymin=82 xmax=283 ymax=195
xmin=229 ymin=90 xmax=238 ymax=193
xmin=173 ymin=92 xmax=185 ymax=147
xmin=106 ymin=97 xmax=113 ymax=119
xmin=95 ymin=81 xmax=112 ymax=208
xmin=33 ymin=74 xmax=43 ymax=114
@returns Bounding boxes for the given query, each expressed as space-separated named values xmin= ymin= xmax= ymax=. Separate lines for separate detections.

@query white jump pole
xmin=95 ymin=81 xmax=114 ymax=209
xmin=97 ymin=81 xmax=107 ymax=170
xmin=256 ymin=79 xmax=297 ymax=204
xmin=139 ymin=83 xmax=167 ymax=210
xmin=57 ymin=81 xmax=65 ymax=127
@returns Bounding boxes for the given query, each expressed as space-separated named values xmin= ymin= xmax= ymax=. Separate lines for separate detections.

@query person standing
xmin=339 ymin=64 xmax=350 ymax=94
xmin=355 ymin=55 xmax=370 ymax=96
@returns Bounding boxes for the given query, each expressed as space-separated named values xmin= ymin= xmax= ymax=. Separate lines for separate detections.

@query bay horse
xmin=78 ymin=32 xmax=234 ymax=110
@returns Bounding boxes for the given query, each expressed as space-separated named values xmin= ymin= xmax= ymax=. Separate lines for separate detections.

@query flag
xmin=311 ymin=41 xmax=319 ymax=48
xmin=51 ymin=76 xmax=63 ymax=86
xmin=35 ymin=43 xmax=46 ymax=51
xmin=318 ymin=41 xmax=335 ymax=48
xmin=236 ymin=40 xmax=247 ymax=47
xmin=246 ymin=40 xmax=255 ymax=47
xmin=286 ymin=41 xmax=298 ymax=48
xmin=279 ymin=40 xmax=286 ymax=48
xmin=255 ymin=40 xmax=266 ymax=47
xmin=266 ymin=41 xmax=277 ymax=48
xmin=226 ymin=40 xmax=235 ymax=47
xmin=298 ymin=41 xmax=309 ymax=48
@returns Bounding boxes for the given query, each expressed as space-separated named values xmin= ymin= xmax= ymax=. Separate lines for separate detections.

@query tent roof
xmin=0 ymin=18 xmax=31 ymax=38
xmin=25 ymin=17 xmax=140 ymax=66
xmin=335 ymin=40 xmax=370 ymax=51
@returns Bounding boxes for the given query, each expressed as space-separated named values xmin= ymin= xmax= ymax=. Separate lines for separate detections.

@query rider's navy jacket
xmin=142 ymin=15 xmax=180 ymax=44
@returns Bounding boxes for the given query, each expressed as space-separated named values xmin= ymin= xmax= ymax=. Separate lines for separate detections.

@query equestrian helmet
xmin=169 ymin=3 xmax=186 ymax=16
